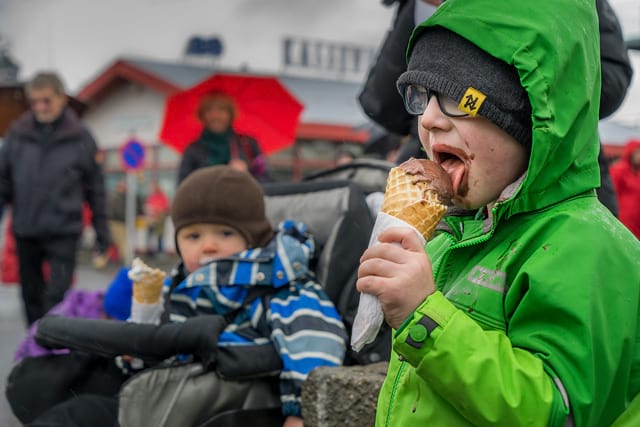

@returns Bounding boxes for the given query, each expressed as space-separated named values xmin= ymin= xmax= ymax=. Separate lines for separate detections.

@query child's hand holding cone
xmin=351 ymin=158 xmax=452 ymax=351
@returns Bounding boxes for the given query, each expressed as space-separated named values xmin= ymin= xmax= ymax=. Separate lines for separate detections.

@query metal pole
xmin=124 ymin=171 xmax=137 ymax=266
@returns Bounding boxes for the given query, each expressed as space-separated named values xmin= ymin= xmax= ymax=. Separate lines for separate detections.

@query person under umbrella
xmin=177 ymin=92 xmax=269 ymax=183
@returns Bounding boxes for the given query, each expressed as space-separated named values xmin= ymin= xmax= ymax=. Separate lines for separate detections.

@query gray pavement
xmin=0 ymin=250 xmax=178 ymax=426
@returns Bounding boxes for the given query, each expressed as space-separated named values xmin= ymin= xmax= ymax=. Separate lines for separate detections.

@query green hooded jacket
xmin=375 ymin=0 xmax=640 ymax=426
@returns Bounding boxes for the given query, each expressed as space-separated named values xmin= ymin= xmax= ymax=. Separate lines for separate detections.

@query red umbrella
xmin=159 ymin=73 xmax=304 ymax=154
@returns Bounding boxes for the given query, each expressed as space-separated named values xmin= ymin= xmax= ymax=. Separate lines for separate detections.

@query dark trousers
xmin=15 ymin=234 xmax=79 ymax=325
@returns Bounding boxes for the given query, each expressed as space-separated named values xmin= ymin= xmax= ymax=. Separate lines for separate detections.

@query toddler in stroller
xmin=22 ymin=166 xmax=351 ymax=427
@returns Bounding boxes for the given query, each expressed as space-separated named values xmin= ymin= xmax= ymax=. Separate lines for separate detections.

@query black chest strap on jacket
xmin=201 ymin=286 xmax=281 ymax=375
xmin=221 ymin=286 xmax=278 ymax=325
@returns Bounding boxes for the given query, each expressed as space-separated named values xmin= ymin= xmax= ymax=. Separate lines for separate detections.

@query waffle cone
xmin=130 ymin=259 xmax=166 ymax=304
xmin=381 ymin=167 xmax=447 ymax=240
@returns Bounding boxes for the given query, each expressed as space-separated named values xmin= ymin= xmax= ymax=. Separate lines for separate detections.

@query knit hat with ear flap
xmin=171 ymin=166 xmax=274 ymax=249
xmin=397 ymin=26 xmax=532 ymax=147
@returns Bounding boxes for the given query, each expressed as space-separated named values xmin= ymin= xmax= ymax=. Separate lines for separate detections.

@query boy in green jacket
xmin=356 ymin=0 xmax=640 ymax=426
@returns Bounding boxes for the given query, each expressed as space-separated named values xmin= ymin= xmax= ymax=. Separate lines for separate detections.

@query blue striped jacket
xmin=168 ymin=221 xmax=348 ymax=417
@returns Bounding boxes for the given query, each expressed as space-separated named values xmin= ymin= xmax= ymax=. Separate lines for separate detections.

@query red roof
xmin=77 ymin=59 xmax=181 ymax=103
xmin=296 ymin=122 xmax=369 ymax=143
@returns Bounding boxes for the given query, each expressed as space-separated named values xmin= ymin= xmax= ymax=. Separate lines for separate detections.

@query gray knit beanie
xmin=171 ymin=166 xmax=274 ymax=249
xmin=397 ymin=26 xmax=532 ymax=147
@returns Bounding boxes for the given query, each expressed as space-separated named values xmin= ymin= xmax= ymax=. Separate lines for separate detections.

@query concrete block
xmin=302 ymin=362 xmax=389 ymax=427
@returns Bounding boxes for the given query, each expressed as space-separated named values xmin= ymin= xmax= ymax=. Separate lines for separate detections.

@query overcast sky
xmin=0 ymin=0 xmax=395 ymax=91
xmin=0 ymin=0 xmax=638 ymax=125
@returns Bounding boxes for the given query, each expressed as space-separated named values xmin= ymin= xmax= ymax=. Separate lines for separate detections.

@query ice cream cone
xmin=128 ymin=258 xmax=166 ymax=304
xmin=381 ymin=163 xmax=450 ymax=240
xmin=393 ymin=197 xmax=447 ymax=240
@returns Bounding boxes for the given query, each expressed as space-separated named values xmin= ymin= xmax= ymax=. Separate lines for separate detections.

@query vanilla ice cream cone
xmin=129 ymin=258 xmax=166 ymax=304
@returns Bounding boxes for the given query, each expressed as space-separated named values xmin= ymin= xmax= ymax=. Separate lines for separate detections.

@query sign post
xmin=120 ymin=139 xmax=145 ymax=266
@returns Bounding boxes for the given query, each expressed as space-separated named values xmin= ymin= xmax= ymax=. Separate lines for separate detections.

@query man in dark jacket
xmin=0 ymin=71 xmax=111 ymax=325
xmin=359 ymin=0 xmax=633 ymax=216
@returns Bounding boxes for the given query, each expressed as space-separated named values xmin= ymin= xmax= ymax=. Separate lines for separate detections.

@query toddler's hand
xmin=357 ymin=227 xmax=435 ymax=329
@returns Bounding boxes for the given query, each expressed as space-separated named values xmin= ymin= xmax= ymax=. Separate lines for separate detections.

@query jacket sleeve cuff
xmin=393 ymin=291 xmax=458 ymax=366
xmin=282 ymin=401 xmax=302 ymax=417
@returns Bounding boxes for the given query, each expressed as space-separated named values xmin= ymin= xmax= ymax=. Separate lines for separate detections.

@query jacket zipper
xmin=385 ymin=361 xmax=406 ymax=427
xmin=434 ymin=207 xmax=498 ymax=286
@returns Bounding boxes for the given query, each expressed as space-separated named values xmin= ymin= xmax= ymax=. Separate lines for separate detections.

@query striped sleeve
xmin=268 ymin=280 xmax=347 ymax=417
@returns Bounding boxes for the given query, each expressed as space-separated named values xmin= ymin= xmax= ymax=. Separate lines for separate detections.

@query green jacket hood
xmin=409 ymin=0 xmax=601 ymax=218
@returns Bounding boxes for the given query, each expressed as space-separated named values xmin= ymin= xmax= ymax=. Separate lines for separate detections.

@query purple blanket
xmin=14 ymin=289 xmax=106 ymax=361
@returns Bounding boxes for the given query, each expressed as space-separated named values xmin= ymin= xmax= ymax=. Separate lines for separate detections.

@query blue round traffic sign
xmin=120 ymin=140 xmax=145 ymax=170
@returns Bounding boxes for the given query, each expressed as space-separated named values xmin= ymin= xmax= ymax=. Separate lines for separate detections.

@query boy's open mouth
xmin=431 ymin=145 xmax=468 ymax=196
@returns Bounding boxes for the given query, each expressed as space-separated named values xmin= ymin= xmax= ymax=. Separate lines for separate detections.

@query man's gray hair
xmin=25 ymin=72 xmax=66 ymax=95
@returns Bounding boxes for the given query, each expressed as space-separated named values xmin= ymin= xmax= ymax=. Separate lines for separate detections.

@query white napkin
xmin=351 ymin=212 xmax=426 ymax=351
xmin=129 ymin=296 xmax=164 ymax=325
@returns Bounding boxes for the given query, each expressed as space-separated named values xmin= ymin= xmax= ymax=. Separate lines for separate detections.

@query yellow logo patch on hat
xmin=458 ymin=87 xmax=486 ymax=117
